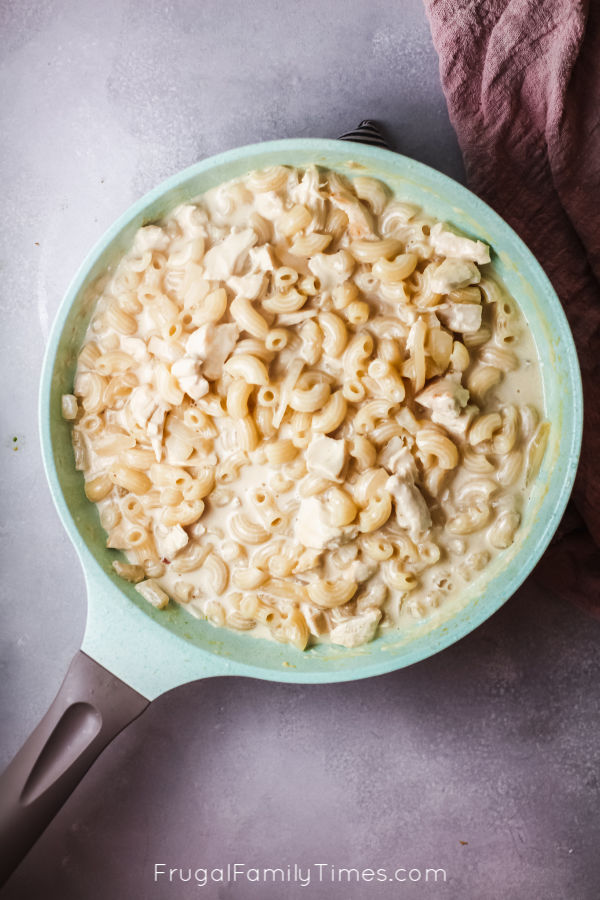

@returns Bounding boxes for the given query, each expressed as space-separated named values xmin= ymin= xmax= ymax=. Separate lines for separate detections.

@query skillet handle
xmin=0 ymin=650 xmax=149 ymax=887
xmin=338 ymin=119 xmax=391 ymax=149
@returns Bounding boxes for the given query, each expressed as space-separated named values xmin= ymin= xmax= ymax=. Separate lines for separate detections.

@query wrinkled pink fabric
xmin=423 ymin=0 xmax=600 ymax=615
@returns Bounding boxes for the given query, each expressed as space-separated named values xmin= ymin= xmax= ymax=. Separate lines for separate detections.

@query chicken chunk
xmin=416 ymin=377 xmax=470 ymax=419
xmin=227 ymin=272 xmax=266 ymax=300
xmin=378 ymin=437 xmax=418 ymax=480
xmin=171 ymin=356 xmax=210 ymax=400
xmin=435 ymin=405 xmax=478 ymax=439
xmin=295 ymin=496 xmax=357 ymax=551
xmin=306 ymin=435 xmax=347 ymax=480
xmin=186 ymin=323 xmax=239 ymax=379
xmin=430 ymin=222 xmax=490 ymax=264
xmin=202 ymin=228 xmax=257 ymax=280
xmin=330 ymin=608 xmax=381 ymax=648
xmin=416 ymin=377 xmax=477 ymax=438
xmin=431 ymin=258 xmax=481 ymax=294
xmin=386 ymin=474 xmax=432 ymax=537
xmin=154 ymin=523 xmax=189 ymax=561
xmin=248 ymin=244 xmax=277 ymax=273
xmin=437 ymin=302 xmax=482 ymax=333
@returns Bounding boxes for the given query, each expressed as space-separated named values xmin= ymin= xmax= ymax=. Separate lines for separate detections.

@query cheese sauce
xmin=67 ymin=165 xmax=548 ymax=650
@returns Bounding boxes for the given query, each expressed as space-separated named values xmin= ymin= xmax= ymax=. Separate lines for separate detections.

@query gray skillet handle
xmin=0 ymin=650 xmax=149 ymax=887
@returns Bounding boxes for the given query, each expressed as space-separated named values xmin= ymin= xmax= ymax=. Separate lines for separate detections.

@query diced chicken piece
xmin=154 ymin=523 xmax=189 ymax=561
xmin=417 ymin=375 xmax=477 ymax=439
xmin=386 ymin=474 xmax=432 ymax=537
xmin=330 ymin=608 xmax=381 ymax=648
xmin=431 ymin=258 xmax=481 ymax=294
xmin=290 ymin=166 xmax=322 ymax=204
xmin=202 ymin=228 xmax=257 ymax=280
xmin=437 ymin=302 xmax=482 ymax=333
xmin=186 ymin=322 xmax=239 ymax=379
xmin=432 ymin=404 xmax=478 ymax=439
xmin=430 ymin=222 xmax=490 ymax=265
xmin=416 ymin=377 xmax=469 ymax=419
xmin=253 ymin=191 xmax=285 ymax=219
xmin=357 ymin=581 xmax=387 ymax=609
xmin=295 ymin=496 xmax=350 ymax=550
xmin=290 ymin=166 xmax=326 ymax=227
xmin=378 ymin=437 xmax=418 ymax=480
xmin=129 ymin=385 xmax=158 ymax=428
xmin=128 ymin=372 xmax=167 ymax=457
xmin=171 ymin=356 xmax=210 ymax=401
xmin=306 ymin=435 xmax=346 ymax=480
xmin=147 ymin=336 xmax=184 ymax=363
xmin=186 ymin=324 xmax=211 ymax=358
xmin=227 ymin=272 xmax=266 ymax=300
xmin=120 ymin=336 xmax=148 ymax=363
xmin=308 ymin=250 xmax=355 ymax=292
xmin=174 ymin=375 xmax=209 ymax=402
xmin=248 ymin=244 xmax=277 ymax=273
xmin=300 ymin=603 xmax=328 ymax=637
xmin=170 ymin=355 xmax=201 ymax=381
xmin=329 ymin=190 xmax=374 ymax=238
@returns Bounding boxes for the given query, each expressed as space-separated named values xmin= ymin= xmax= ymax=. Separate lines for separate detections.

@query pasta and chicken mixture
xmin=64 ymin=165 xmax=549 ymax=651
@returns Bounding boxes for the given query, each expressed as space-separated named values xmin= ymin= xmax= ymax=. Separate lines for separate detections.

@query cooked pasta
xmin=67 ymin=164 xmax=548 ymax=652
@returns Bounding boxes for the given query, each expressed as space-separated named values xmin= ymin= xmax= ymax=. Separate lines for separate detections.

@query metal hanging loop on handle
xmin=338 ymin=120 xmax=390 ymax=150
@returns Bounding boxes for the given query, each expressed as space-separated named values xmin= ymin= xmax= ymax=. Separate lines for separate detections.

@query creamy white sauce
xmin=68 ymin=165 xmax=547 ymax=650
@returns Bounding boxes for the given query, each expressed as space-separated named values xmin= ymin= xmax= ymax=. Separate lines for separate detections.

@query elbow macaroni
xmin=67 ymin=165 xmax=548 ymax=651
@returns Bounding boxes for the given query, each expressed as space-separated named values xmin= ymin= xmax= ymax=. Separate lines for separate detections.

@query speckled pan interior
xmin=39 ymin=139 xmax=582 ymax=699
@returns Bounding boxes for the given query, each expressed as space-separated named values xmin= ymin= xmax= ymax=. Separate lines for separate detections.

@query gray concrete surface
xmin=0 ymin=1 xmax=598 ymax=898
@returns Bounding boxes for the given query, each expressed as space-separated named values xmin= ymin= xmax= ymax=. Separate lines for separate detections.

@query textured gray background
xmin=1 ymin=1 xmax=598 ymax=898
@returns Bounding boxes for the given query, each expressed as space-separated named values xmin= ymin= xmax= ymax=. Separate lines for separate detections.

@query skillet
xmin=0 ymin=126 xmax=582 ymax=884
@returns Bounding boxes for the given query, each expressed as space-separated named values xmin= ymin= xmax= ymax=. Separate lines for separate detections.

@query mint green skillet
xmin=0 ymin=136 xmax=582 ymax=884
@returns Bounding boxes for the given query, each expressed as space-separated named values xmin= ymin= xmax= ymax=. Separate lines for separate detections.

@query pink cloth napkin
xmin=423 ymin=0 xmax=600 ymax=615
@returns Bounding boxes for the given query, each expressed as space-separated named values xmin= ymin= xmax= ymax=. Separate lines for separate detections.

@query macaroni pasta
xmin=66 ymin=165 xmax=548 ymax=650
